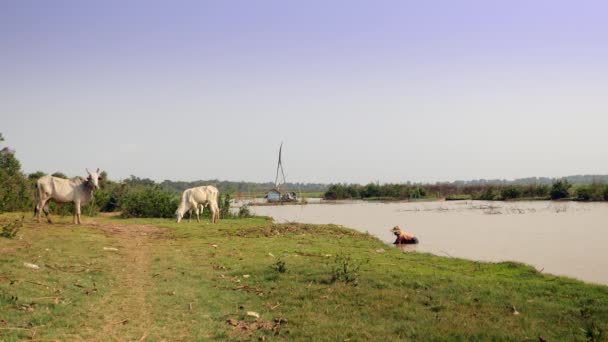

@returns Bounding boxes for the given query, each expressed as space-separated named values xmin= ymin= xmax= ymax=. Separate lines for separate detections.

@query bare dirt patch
xmin=82 ymin=220 xmax=169 ymax=340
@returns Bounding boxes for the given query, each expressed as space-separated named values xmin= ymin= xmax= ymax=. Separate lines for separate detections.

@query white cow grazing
xmin=35 ymin=168 xmax=102 ymax=224
xmin=176 ymin=186 xmax=219 ymax=223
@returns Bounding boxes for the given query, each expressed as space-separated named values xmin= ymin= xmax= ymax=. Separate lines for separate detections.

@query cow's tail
xmin=33 ymin=182 xmax=39 ymax=217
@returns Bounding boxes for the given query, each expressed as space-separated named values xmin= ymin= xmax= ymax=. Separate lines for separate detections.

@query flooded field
xmin=250 ymin=200 xmax=608 ymax=285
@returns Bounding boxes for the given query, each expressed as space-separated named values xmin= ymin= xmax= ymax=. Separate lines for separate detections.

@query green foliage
xmin=407 ymin=186 xmax=425 ymax=199
xmin=28 ymin=171 xmax=46 ymax=181
xmin=218 ymin=193 xmax=232 ymax=219
xmin=324 ymin=180 xmax=608 ymax=202
xmin=574 ymin=183 xmax=606 ymax=202
xmin=124 ymin=175 xmax=156 ymax=187
xmin=0 ymin=137 xmax=32 ymax=213
xmin=95 ymin=180 xmax=123 ymax=212
xmin=521 ymin=184 xmax=550 ymax=198
xmin=51 ymin=172 xmax=68 ymax=179
xmin=238 ymin=204 xmax=252 ymax=218
xmin=1 ymin=216 xmax=22 ymax=239
xmin=160 ymin=179 xmax=327 ymax=195
xmin=271 ymin=259 xmax=287 ymax=273
xmin=328 ymin=254 xmax=366 ymax=285
xmin=576 ymin=186 xmax=593 ymax=201
xmin=550 ymin=179 xmax=572 ymax=200
xmin=500 ymin=186 xmax=522 ymax=200
xmin=325 ymin=183 xmax=429 ymax=200
xmin=120 ymin=185 xmax=179 ymax=218
xmin=476 ymin=187 xmax=499 ymax=200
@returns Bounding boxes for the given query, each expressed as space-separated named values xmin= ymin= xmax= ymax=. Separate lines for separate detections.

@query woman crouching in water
xmin=391 ymin=226 xmax=419 ymax=244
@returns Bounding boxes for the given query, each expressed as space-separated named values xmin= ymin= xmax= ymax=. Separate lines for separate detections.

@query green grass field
xmin=1 ymin=212 xmax=607 ymax=341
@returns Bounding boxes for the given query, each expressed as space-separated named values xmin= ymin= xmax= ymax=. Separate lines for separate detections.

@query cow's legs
xmin=36 ymin=195 xmax=48 ymax=223
xmin=188 ymin=209 xmax=192 ymax=223
xmin=36 ymin=201 xmax=43 ymax=223
xmin=195 ymin=205 xmax=200 ymax=223
xmin=216 ymin=203 xmax=220 ymax=223
xmin=209 ymin=202 xmax=219 ymax=223
xmin=75 ymin=201 xmax=81 ymax=224
xmin=38 ymin=198 xmax=52 ymax=224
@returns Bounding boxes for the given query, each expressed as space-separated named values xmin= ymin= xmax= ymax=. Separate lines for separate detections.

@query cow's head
xmin=85 ymin=168 xmax=102 ymax=190
xmin=175 ymin=207 xmax=185 ymax=223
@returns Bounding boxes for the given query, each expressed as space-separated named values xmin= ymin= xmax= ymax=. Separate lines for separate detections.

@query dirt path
xmin=84 ymin=220 xmax=168 ymax=341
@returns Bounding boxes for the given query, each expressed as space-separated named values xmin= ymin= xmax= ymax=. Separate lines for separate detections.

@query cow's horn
xmin=96 ymin=168 xmax=100 ymax=173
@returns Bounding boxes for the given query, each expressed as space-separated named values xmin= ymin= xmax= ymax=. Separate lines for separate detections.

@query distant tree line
xmin=159 ymin=179 xmax=326 ymax=195
xmin=324 ymin=180 xmax=608 ymax=202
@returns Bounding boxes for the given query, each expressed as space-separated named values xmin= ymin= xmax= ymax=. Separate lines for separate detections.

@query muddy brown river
xmin=249 ymin=200 xmax=608 ymax=285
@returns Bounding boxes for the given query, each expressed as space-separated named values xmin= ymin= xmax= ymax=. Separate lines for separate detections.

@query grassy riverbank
xmin=1 ymin=213 xmax=607 ymax=341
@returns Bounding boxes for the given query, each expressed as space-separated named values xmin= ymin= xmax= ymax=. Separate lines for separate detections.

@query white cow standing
xmin=35 ymin=168 xmax=102 ymax=224
xmin=176 ymin=186 xmax=220 ymax=223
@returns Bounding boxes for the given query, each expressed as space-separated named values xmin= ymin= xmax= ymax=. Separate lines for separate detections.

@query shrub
xmin=362 ymin=183 xmax=382 ymax=198
xmin=271 ymin=259 xmax=287 ymax=273
xmin=1 ymin=216 xmax=23 ymax=239
xmin=575 ymin=186 xmax=593 ymax=201
xmin=218 ymin=193 xmax=232 ymax=219
xmin=521 ymin=184 xmax=550 ymax=198
xmin=0 ymin=139 xmax=32 ymax=213
xmin=575 ymin=183 xmax=606 ymax=201
xmin=238 ymin=204 xmax=252 ymax=218
xmin=550 ymin=180 xmax=571 ymax=200
xmin=328 ymin=254 xmax=367 ymax=285
xmin=51 ymin=172 xmax=68 ymax=179
xmin=476 ymin=187 xmax=499 ymax=200
xmin=120 ymin=186 xmax=179 ymax=218
xmin=501 ymin=186 xmax=522 ymax=200
xmin=409 ymin=187 xmax=426 ymax=199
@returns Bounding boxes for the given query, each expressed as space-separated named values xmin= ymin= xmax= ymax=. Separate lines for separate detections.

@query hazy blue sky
xmin=1 ymin=0 xmax=607 ymax=183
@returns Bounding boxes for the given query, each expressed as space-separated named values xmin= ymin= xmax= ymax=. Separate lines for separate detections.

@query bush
xmin=120 ymin=186 xmax=179 ymax=218
xmin=550 ymin=180 xmax=571 ymax=200
xmin=575 ymin=186 xmax=593 ymax=201
xmin=218 ymin=193 xmax=232 ymax=219
xmin=521 ymin=184 xmax=550 ymax=198
xmin=501 ymin=186 xmax=522 ymax=200
xmin=1 ymin=216 xmax=23 ymax=239
xmin=0 ymin=139 xmax=32 ymax=213
xmin=476 ymin=187 xmax=499 ymax=201
xmin=328 ymin=254 xmax=367 ymax=286
xmin=238 ymin=204 xmax=252 ymax=218
xmin=575 ymin=183 xmax=606 ymax=201
xmin=409 ymin=187 xmax=426 ymax=199
xmin=271 ymin=259 xmax=287 ymax=273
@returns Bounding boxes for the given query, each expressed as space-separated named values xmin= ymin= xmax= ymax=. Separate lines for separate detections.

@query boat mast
xmin=274 ymin=142 xmax=287 ymax=191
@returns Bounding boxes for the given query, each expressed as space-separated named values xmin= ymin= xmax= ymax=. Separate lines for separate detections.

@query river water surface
xmin=249 ymin=200 xmax=608 ymax=285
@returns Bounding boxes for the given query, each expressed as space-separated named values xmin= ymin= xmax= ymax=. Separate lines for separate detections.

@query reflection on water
xmin=250 ymin=200 xmax=608 ymax=285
